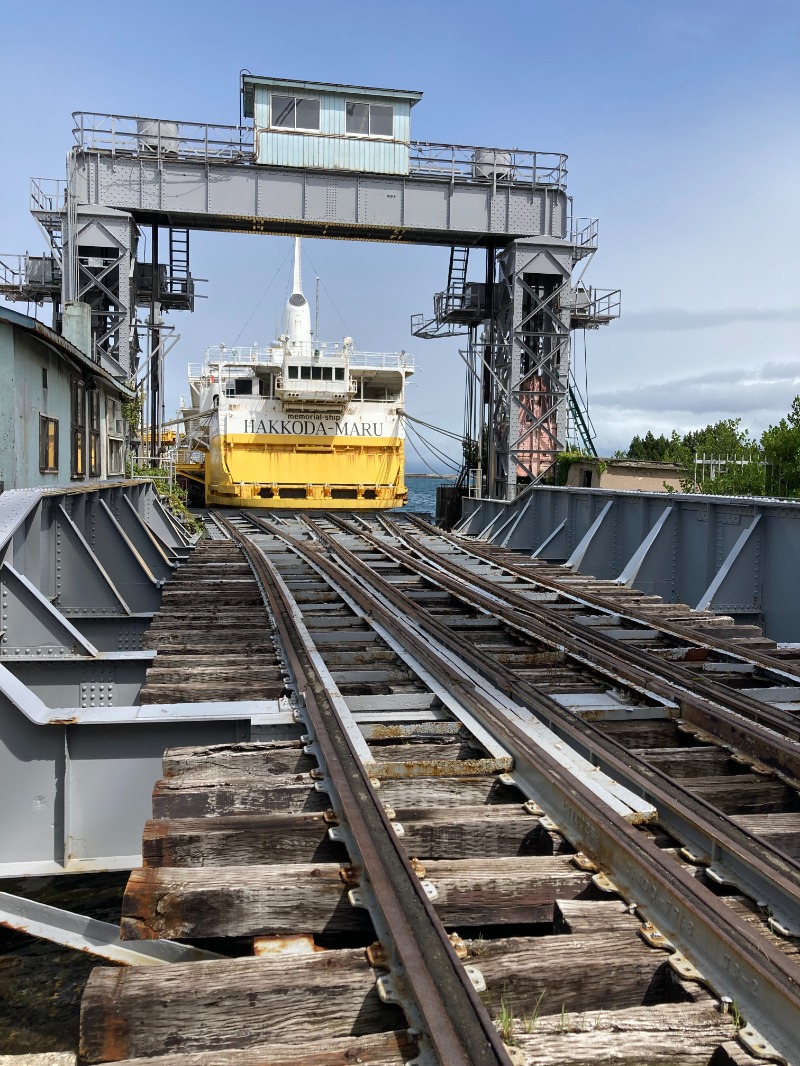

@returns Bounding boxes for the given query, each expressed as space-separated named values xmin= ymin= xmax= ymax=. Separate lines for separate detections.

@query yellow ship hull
xmin=204 ymin=432 xmax=407 ymax=509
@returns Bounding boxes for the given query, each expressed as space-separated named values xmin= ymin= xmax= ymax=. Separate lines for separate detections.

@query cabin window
xmin=300 ymin=366 xmax=312 ymax=380
xmin=271 ymin=94 xmax=320 ymax=131
xmin=71 ymin=380 xmax=86 ymax=479
xmin=235 ymin=378 xmax=253 ymax=396
xmin=88 ymin=389 xmax=101 ymax=476
xmin=311 ymin=366 xmax=323 ymax=380
xmin=346 ymin=101 xmax=393 ymax=137
xmin=39 ymin=416 xmax=58 ymax=473
xmin=335 ymin=367 xmax=345 ymax=381
xmin=258 ymin=377 xmax=272 ymax=397
xmin=107 ymin=397 xmax=125 ymax=475
xmin=322 ymin=367 xmax=332 ymax=381
xmin=287 ymin=365 xmax=298 ymax=379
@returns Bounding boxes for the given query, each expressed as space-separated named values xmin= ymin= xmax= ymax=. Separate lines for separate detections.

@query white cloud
xmin=590 ymin=361 xmax=800 ymax=453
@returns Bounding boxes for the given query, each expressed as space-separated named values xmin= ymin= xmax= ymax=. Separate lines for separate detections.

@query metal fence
xmin=71 ymin=112 xmax=568 ymax=189
xmin=30 ymin=178 xmax=68 ymax=215
xmin=72 ymin=113 xmax=254 ymax=160
xmin=128 ymin=454 xmax=177 ymax=493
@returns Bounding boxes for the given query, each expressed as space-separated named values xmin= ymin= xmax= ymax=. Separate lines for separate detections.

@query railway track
xmin=77 ymin=510 xmax=800 ymax=1065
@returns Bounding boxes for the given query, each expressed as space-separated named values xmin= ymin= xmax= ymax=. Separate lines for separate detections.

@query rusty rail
xmin=239 ymin=510 xmax=800 ymax=1063
xmin=407 ymin=512 xmax=800 ymax=686
xmin=214 ymin=512 xmax=513 ymax=1066
xmin=376 ymin=513 xmax=800 ymax=766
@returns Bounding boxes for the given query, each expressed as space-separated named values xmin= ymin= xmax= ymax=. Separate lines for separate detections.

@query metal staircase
xmin=411 ymin=246 xmax=483 ymax=339
xmin=567 ymin=376 xmax=597 ymax=456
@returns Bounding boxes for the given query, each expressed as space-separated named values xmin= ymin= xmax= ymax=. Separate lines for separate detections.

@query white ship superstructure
xmin=180 ymin=240 xmax=413 ymax=508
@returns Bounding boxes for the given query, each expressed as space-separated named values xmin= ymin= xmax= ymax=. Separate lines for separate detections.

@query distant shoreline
xmin=406 ymin=473 xmax=456 ymax=480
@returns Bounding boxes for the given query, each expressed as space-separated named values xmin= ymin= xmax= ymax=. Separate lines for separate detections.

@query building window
xmin=287 ymin=365 xmax=298 ymax=379
xmin=335 ymin=367 xmax=345 ymax=381
xmin=88 ymin=389 xmax=101 ymax=476
xmin=271 ymin=95 xmax=320 ymax=131
xmin=107 ymin=397 xmax=125 ymax=476
xmin=346 ymin=101 xmax=393 ymax=137
xmin=39 ymin=416 xmax=58 ymax=473
xmin=71 ymin=380 xmax=86 ymax=479
xmin=42 ymin=367 xmax=48 ymax=391
xmin=235 ymin=378 xmax=253 ymax=396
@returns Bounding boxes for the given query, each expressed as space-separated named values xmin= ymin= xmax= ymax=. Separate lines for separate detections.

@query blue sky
xmin=2 ymin=0 xmax=798 ymax=469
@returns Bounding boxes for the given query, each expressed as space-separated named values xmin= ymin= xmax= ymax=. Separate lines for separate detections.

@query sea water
xmin=401 ymin=475 xmax=456 ymax=516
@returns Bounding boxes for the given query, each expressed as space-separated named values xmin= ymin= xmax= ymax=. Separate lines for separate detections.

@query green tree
xmin=619 ymin=402 xmax=800 ymax=498
xmin=683 ymin=418 xmax=756 ymax=459
xmin=761 ymin=397 xmax=800 ymax=497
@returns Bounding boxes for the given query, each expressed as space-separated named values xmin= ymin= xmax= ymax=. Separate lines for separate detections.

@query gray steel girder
xmin=458 ymin=486 xmax=800 ymax=641
xmin=72 ymin=152 xmax=569 ymax=247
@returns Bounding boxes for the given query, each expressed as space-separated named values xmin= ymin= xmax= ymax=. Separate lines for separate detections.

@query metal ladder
xmin=168 ymin=228 xmax=190 ymax=297
xmin=444 ymin=246 xmax=469 ymax=314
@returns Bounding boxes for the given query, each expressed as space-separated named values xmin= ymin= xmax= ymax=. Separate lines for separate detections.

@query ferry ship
xmin=179 ymin=240 xmax=414 ymax=508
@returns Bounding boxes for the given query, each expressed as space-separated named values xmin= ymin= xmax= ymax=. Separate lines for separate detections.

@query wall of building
xmin=566 ymin=460 xmax=684 ymax=493
xmin=0 ymin=319 xmax=127 ymax=491
xmin=0 ymin=324 xmax=15 ymax=489
xmin=253 ymin=86 xmax=412 ymax=174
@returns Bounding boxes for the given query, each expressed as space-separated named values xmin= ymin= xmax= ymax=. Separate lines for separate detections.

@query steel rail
xmin=243 ymin=511 xmax=800 ymax=1064
xmin=290 ymin=513 xmax=800 ymax=890
xmin=316 ymin=514 xmax=800 ymax=894
xmin=393 ymin=513 xmax=800 ymax=738
xmin=215 ymin=513 xmax=513 ymax=1066
xmin=405 ymin=512 xmax=800 ymax=683
xmin=357 ymin=514 xmax=800 ymax=773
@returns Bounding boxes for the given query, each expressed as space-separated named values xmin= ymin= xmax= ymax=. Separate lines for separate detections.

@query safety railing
xmin=189 ymin=349 xmax=413 ymax=379
xmin=72 ymin=112 xmax=567 ymax=190
xmin=409 ymin=142 xmax=568 ymax=188
xmin=569 ymin=217 xmax=599 ymax=248
xmin=348 ymin=351 xmax=414 ymax=370
xmin=0 ymin=254 xmax=62 ymax=297
xmin=73 ymin=113 xmax=254 ymax=160
xmin=128 ymin=454 xmax=177 ymax=493
xmin=30 ymin=178 xmax=68 ymax=215
xmin=0 ymin=255 xmax=26 ymax=292
xmin=571 ymin=287 xmax=622 ymax=325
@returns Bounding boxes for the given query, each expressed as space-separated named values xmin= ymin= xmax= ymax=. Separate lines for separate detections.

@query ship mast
xmin=286 ymin=237 xmax=312 ymax=353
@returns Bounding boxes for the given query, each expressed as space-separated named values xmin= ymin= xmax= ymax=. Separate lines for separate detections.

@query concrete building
xmin=565 ymin=457 xmax=684 ymax=492
xmin=0 ymin=306 xmax=133 ymax=490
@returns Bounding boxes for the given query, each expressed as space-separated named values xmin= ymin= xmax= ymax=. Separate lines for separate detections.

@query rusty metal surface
xmin=217 ymin=513 xmax=513 ymax=1066
xmin=337 ymin=513 xmax=800 ymax=780
xmin=422 ymin=513 xmax=793 ymax=666
xmin=242 ymin=512 xmax=800 ymax=1063
xmin=403 ymin=512 xmax=800 ymax=733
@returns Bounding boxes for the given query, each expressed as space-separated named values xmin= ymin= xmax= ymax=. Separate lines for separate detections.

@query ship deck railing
xmin=69 ymin=112 xmax=568 ymax=189
xmin=188 ymin=349 xmax=414 ymax=383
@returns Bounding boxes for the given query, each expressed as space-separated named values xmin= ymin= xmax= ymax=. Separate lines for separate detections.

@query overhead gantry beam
xmin=71 ymin=152 xmax=570 ymax=248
